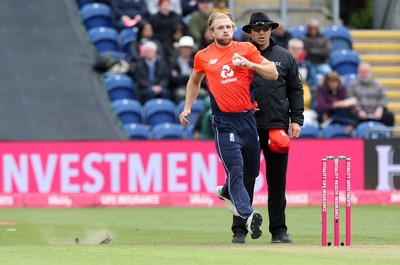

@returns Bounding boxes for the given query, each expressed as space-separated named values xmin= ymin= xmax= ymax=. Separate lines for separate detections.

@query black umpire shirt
xmin=252 ymin=39 xmax=304 ymax=130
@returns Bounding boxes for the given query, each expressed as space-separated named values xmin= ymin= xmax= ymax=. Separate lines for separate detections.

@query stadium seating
xmin=322 ymin=25 xmax=353 ymax=51
xmin=289 ymin=25 xmax=307 ymax=39
xmin=123 ymin=123 xmax=151 ymax=140
xmin=119 ymin=27 xmax=139 ymax=54
xmin=103 ymin=73 xmax=136 ymax=101
xmin=299 ymin=124 xmax=320 ymax=138
xmin=143 ymin=98 xmax=177 ymax=127
xmin=342 ymin=73 xmax=358 ymax=87
xmin=88 ymin=26 xmax=119 ymax=53
xmin=321 ymin=123 xmax=354 ymax=138
xmin=76 ymin=0 xmax=90 ymax=9
xmin=329 ymin=49 xmax=360 ymax=76
xmin=80 ymin=3 xmax=112 ymax=30
xmin=111 ymin=99 xmax=143 ymax=125
xmin=151 ymin=123 xmax=186 ymax=139
xmin=355 ymin=121 xmax=391 ymax=139
xmin=177 ymin=98 xmax=205 ymax=126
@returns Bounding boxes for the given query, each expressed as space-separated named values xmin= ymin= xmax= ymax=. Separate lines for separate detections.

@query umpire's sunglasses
xmin=252 ymin=25 xmax=271 ymax=32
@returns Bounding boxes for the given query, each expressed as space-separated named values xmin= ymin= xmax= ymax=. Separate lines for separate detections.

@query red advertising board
xmin=0 ymin=139 xmax=398 ymax=207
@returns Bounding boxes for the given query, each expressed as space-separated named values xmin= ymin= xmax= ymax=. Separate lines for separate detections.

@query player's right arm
xmin=179 ymin=71 xmax=205 ymax=126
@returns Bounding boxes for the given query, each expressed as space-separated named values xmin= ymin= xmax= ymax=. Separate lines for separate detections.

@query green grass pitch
xmin=0 ymin=206 xmax=399 ymax=265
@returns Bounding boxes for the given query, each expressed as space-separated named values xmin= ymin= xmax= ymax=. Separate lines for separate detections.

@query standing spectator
xmin=111 ymin=0 xmax=149 ymax=30
xmin=315 ymin=71 xmax=358 ymax=127
xmin=188 ymin=0 xmax=215 ymax=42
xmin=179 ymin=12 xmax=278 ymax=241
xmin=229 ymin=12 xmax=304 ymax=244
xmin=130 ymin=41 xmax=171 ymax=103
xmin=302 ymin=19 xmax=332 ymax=75
xmin=348 ymin=62 xmax=395 ymax=126
xmin=130 ymin=22 xmax=165 ymax=63
xmin=270 ymin=19 xmax=292 ymax=49
xmin=149 ymin=0 xmax=189 ymax=57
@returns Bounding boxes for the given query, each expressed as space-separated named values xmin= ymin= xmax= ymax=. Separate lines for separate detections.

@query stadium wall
xmin=0 ymin=139 xmax=399 ymax=207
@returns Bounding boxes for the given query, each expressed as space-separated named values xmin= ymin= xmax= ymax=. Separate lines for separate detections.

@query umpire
xmin=230 ymin=12 xmax=304 ymax=244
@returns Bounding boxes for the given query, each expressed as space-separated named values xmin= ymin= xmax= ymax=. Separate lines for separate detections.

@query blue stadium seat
xmin=355 ymin=121 xmax=391 ymax=139
xmin=76 ymin=0 xmax=91 ymax=9
xmin=123 ymin=123 xmax=150 ymax=140
xmin=151 ymin=123 xmax=186 ymax=139
xmin=80 ymin=3 xmax=112 ymax=30
xmin=289 ymin=25 xmax=307 ymax=39
xmin=322 ymin=123 xmax=354 ymax=138
xmin=322 ymin=25 xmax=353 ymax=51
xmin=103 ymin=73 xmax=136 ymax=101
xmin=119 ymin=27 xmax=139 ymax=54
xmin=342 ymin=73 xmax=358 ymax=87
xmin=177 ymin=98 xmax=205 ymax=126
xmin=299 ymin=124 xmax=320 ymax=138
xmin=112 ymin=99 xmax=143 ymax=124
xmin=143 ymin=98 xmax=177 ymax=127
xmin=88 ymin=27 xmax=119 ymax=53
xmin=329 ymin=49 xmax=360 ymax=75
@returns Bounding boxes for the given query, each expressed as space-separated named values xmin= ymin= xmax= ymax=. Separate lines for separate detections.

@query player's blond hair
xmin=207 ymin=12 xmax=235 ymax=30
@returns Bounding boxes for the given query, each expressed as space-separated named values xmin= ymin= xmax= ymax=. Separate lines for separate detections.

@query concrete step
xmin=354 ymin=43 xmax=400 ymax=51
xmin=387 ymin=90 xmax=400 ymax=99
xmin=360 ymin=54 xmax=400 ymax=63
xmin=395 ymin=114 xmax=400 ymax=124
xmin=378 ymin=78 xmax=400 ymax=87
xmin=388 ymin=102 xmax=400 ymax=112
xmin=351 ymin=30 xmax=400 ymax=39
xmin=371 ymin=66 xmax=400 ymax=75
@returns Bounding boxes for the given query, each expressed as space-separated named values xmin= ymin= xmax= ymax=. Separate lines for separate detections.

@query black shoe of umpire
xmin=271 ymin=232 xmax=293 ymax=243
xmin=231 ymin=233 xmax=246 ymax=244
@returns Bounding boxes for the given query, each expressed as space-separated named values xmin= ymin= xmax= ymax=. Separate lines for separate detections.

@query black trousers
xmin=232 ymin=128 xmax=289 ymax=236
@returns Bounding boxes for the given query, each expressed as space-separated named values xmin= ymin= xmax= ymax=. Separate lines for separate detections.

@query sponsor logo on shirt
xmin=220 ymin=64 xmax=237 ymax=84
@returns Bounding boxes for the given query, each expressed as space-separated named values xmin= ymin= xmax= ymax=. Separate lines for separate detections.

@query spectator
xmin=287 ymin=39 xmax=318 ymax=126
xmin=149 ymin=0 xmax=189 ymax=57
xmin=188 ymin=0 xmax=215 ymax=42
xmin=315 ymin=71 xmax=358 ymax=128
xmin=130 ymin=22 xmax=165 ymax=63
xmin=169 ymin=36 xmax=207 ymax=102
xmin=130 ymin=40 xmax=171 ymax=103
xmin=181 ymin=0 xmax=199 ymax=19
xmin=197 ymin=26 xmax=213 ymax=50
xmin=192 ymin=96 xmax=213 ymax=140
xmin=213 ymin=0 xmax=229 ymax=13
xmin=347 ymin=62 xmax=395 ymax=127
xmin=270 ymin=19 xmax=292 ymax=49
xmin=287 ymin=38 xmax=318 ymax=101
xmin=302 ymin=19 xmax=332 ymax=76
xmin=110 ymin=0 xmax=149 ymax=30
xmin=165 ymin=24 xmax=187 ymax=60
xmin=147 ymin=0 xmax=182 ymax=15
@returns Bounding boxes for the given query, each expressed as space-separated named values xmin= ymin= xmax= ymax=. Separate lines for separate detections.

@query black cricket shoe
xmin=231 ymin=233 xmax=246 ymax=244
xmin=246 ymin=211 xmax=263 ymax=239
xmin=271 ymin=232 xmax=293 ymax=243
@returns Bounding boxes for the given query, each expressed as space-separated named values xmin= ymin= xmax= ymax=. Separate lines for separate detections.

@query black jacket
xmin=252 ymin=39 xmax=304 ymax=130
